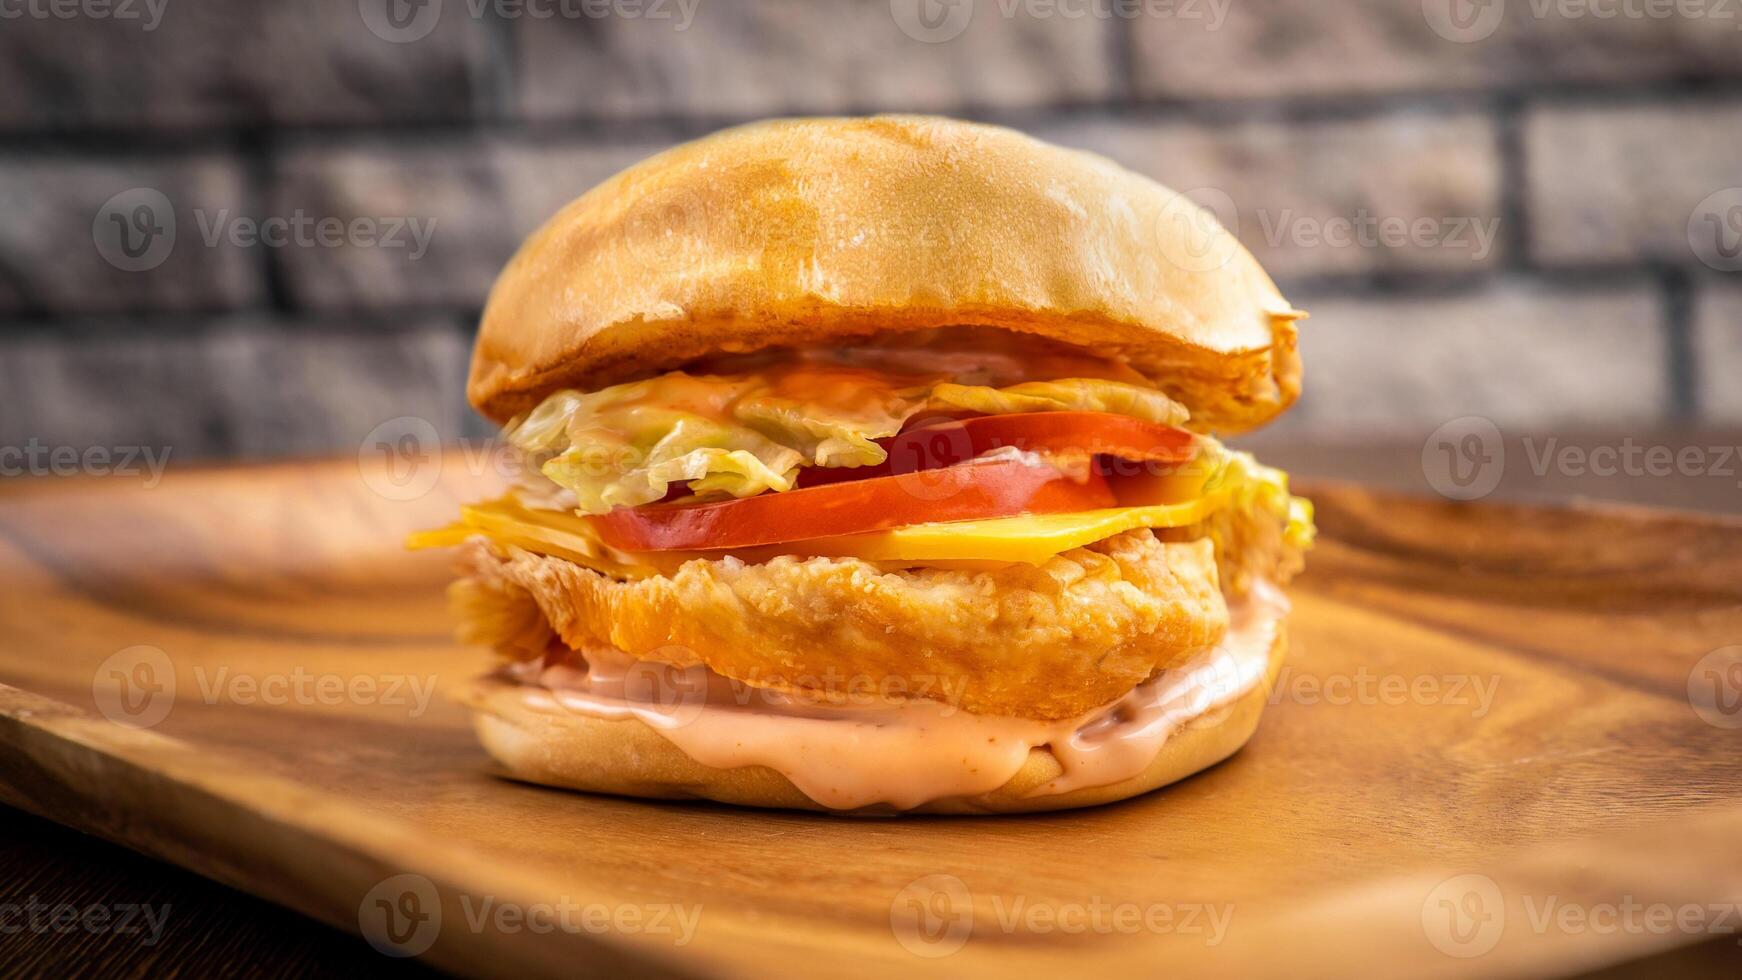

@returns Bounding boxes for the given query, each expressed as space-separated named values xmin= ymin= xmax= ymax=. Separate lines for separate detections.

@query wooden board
xmin=2 ymin=452 xmax=1741 ymax=978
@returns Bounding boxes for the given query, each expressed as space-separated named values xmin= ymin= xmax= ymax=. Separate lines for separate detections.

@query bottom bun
xmin=466 ymin=623 xmax=1287 ymax=816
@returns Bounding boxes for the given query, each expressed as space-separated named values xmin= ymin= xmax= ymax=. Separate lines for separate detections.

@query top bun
xmin=469 ymin=115 xmax=1304 ymax=432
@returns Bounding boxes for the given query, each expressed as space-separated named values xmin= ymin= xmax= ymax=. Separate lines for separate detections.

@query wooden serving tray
xmin=2 ymin=452 xmax=1740 ymax=978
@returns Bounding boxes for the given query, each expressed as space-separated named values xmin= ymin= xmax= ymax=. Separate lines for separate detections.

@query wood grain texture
xmin=0 ymin=805 xmax=441 ymax=979
xmin=1 ymin=451 xmax=1740 ymax=978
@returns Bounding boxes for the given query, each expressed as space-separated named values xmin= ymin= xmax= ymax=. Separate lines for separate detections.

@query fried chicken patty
xmin=453 ymin=528 xmax=1228 ymax=720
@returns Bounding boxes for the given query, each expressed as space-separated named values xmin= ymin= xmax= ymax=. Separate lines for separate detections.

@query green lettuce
xmin=506 ymin=370 xmax=1191 ymax=516
xmin=928 ymin=378 xmax=1189 ymax=426
xmin=1185 ymin=446 xmax=1316 ymax=593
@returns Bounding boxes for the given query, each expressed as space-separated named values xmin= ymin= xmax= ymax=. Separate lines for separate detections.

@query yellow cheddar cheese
xmin=407 ymin=450 xmax=1310 ymax=576
xmin=776 ymin=495 xmax=1228 ymax=566
xmin=410 ymin=491 xmax=1230 ymax=575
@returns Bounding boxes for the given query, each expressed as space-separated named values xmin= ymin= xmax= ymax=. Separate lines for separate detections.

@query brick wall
xmin=2 ymin=0 xmax=1739 ymax=465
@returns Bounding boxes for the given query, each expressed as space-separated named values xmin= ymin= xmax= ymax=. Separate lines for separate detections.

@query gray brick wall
xmin=0 ymin=153 xmax=260 ymax=314
xmin=515 ymin=0 xmax=1115 ymax=119
xmin=1285 ymin=281 xmax=1668 ymax=429
xmin=2 ymin=0 xmax=1739 ymax=466
xmin=1130 ymin=0 xmax=1742 ymax=99
xmin=0 ymin=0 xmax=493 ymax=129
xmin=1526 ymin=100 xmax=1742 ymax=267
xmin=1038 ymin=112 xmax=1505 ymax=279
xmin=1695 ymin=280 xmax=1742 ymax=423
xmin=0 ymin=319 xmax=469 ymax=460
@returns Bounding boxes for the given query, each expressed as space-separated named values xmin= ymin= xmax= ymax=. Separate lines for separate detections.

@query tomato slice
xmin=797 ymin=411 xmax=1198 ymax=487
xmin=591 ymin=458 xmax=1115 ymax=552
xmin=592 ymin=412 xmax=1196 ymax=552
xmin=900 ymin=410 xmax=1196 ymax=465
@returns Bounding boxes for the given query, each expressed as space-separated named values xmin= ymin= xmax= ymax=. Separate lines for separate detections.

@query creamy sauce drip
xmin=509 ymin=582 xmax=1286 ymax=811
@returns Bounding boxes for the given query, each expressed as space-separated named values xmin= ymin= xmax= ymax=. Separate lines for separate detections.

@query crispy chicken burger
xmin=412 ymin=116 xmax=1313 ymax=815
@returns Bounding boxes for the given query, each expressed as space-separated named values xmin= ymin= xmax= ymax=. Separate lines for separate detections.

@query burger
xmin=411 ymin=116 xmax=1313 ymax=815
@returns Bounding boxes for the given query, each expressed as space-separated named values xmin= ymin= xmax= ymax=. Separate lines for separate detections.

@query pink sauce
xmin=510 ymin=582 xmax=1286 ymax=811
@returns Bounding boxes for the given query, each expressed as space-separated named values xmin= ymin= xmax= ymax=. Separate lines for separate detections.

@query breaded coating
xmin=456 ymin=529 xmax=1228 ymax=720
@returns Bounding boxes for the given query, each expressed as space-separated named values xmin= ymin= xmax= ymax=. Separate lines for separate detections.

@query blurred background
xmin=1 ymin=0 xmax=1740 ymax=509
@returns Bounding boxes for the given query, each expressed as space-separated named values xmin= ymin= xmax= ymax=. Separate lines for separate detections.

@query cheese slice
xmin=773 ymin=494 xmax=1229 ymax=566
xmin=409 ymin=491 xmax=1231 ymax=575
xmin=407 ymin=450 xmax=1308 ymax=574
xmin=407 ymin=498 xmax=660 ymax=578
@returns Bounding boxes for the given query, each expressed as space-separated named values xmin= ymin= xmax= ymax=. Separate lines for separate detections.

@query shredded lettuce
xmin=733 ymin=380 xmax=920 ymax=468
xmin=506 ymin=368 xmax=1192 ymax=516
xmin=928 ymin=378 xmax=1189 ymax=427
xmin=539 ymin=411 xmax=802 ymax=514
xmin=1201 ymin=448 xmax=1311 ymax=536
xmin=1183 ymin=446 xmax=1315 ymax=593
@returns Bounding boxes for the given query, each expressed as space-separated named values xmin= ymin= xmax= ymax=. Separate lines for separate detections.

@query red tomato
xmin=894 ymin=410 xmax=1196 ymax=466
xmin=797 ymin=411 xmax=1198 ymax=487
xmin=591 ymin=457 xmax=1115 ymax=552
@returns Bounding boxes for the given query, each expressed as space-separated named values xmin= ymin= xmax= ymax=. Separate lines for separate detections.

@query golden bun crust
xmin=470 ymin=115 xmax=1304 ymax=433
xmin=463 ymin=623 xmax=1286 ymax=816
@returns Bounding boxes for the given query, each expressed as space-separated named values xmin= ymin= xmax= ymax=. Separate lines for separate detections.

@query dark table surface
xmin=0 ymin=806 xmax=439 ymax=979
xmin=4 ymin=435 xmax=1741 ymax=978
